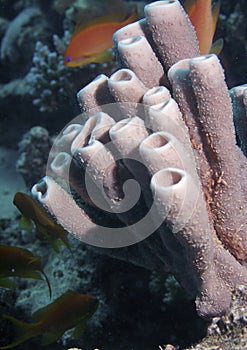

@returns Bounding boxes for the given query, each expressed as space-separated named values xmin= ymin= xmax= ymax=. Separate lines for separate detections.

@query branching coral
xmin=26 ymin=35 xmax=118 ymax=113
xmin=26 ymin=40 xmax=75 ymax=112
xmin=31 ymin=0 xmax=247 ymax=318
xmin=0 ymin=7 xmax=49 ymax=64
xmin=16 ymin=126 xmax=52 ymax=187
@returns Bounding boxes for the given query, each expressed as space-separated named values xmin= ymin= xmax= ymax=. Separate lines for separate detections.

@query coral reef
xmin=3 ymin=215 xmax=201 ymax=350
xmin=0 ymin=218 xmax=110 ymax=349
xmin=218 ymin=0 xmax=247 ymax=85
xmin=16 ymin=126 xmax=52 ymax=187
xmin=0 ymin=147 xmax=26 ymax=219
xmin=183 ymin=285 xmax=247 ymax=350
xmin=0 ymin=7 xmax=50 ymax=71
xmin=1 ymin=0 xmax=247 ymax=349
xmin=26 ymin=37 xmax=117 ymax=114
xmin=0 ymin=0 xmax=122 ymax=147
xmin=26 ymin=40 xmax=75 ymax=113
xmin=31 ymin=0 xmax=247 ymax=319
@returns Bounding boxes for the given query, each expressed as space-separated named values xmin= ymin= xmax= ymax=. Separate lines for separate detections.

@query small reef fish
xmin=64 ymin=6 xmax=138 ymax=67
xmin=13 ymin=192 xmax=71 ymax=253
xmin=0 ymin=290 xmax=98 ymax=349
xmin=184 ymin=0 xmax=223 ymax=54
xmin=0 ymin=245 xmax=51 ymax=298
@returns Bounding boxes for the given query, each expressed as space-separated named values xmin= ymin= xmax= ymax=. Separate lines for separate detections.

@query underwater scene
xmin=0 ymin=0 xmax=247 ymax=349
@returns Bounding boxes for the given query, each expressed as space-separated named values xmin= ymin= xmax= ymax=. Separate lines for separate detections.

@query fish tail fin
xmin=210 ymin=38 xmax=223 ymax=55
xmin=41 ymin=270 xmax=52 ymax=299
xmin=123 ymin=4 xmax=138 ymax=25
xmin=19 ymin=215 xmax=34 ymax=231
xmin=212 ymin=0 xmax=221 ymax=20
xmin=183 ymin=0 xmax=197 ymax=14
xmin=59 ymin=232 xmax=73 ymax=251
xmin=130 ymin=4 xmax=138 ymax=20
xmin=0 ymin=315 xmax=36 ymax=349
xmin=211 ymin=0 xmax=220 ymax=33
xmin=0 ymin=277 xmax=18 ymax=289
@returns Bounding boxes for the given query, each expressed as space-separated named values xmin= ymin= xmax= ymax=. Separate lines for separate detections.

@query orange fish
xmin=13 ymin=192 xmax=71 ymax=253
xmin=0 ymin=290 xmax=98 ymax=349
xmin=184 ymin=0 xmax=223 ymax=54
xmin=64 ymin=6 xmax=138 ymax=67
xmin=0 ymin=245 xmax=51 ymax=298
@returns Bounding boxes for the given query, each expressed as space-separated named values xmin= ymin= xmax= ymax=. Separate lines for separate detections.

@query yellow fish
xmin=13 ymin=192 xmax=71 ymax=253
xmin=184 ymin=0 xmax=223 ymax=54
xmin=0 ymin=290 xmax=98 ymax=349
xmin=0 ymin=245 xmax=51 ymax=298
xmin=64 ymin=6 xmax=138 ymax=67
